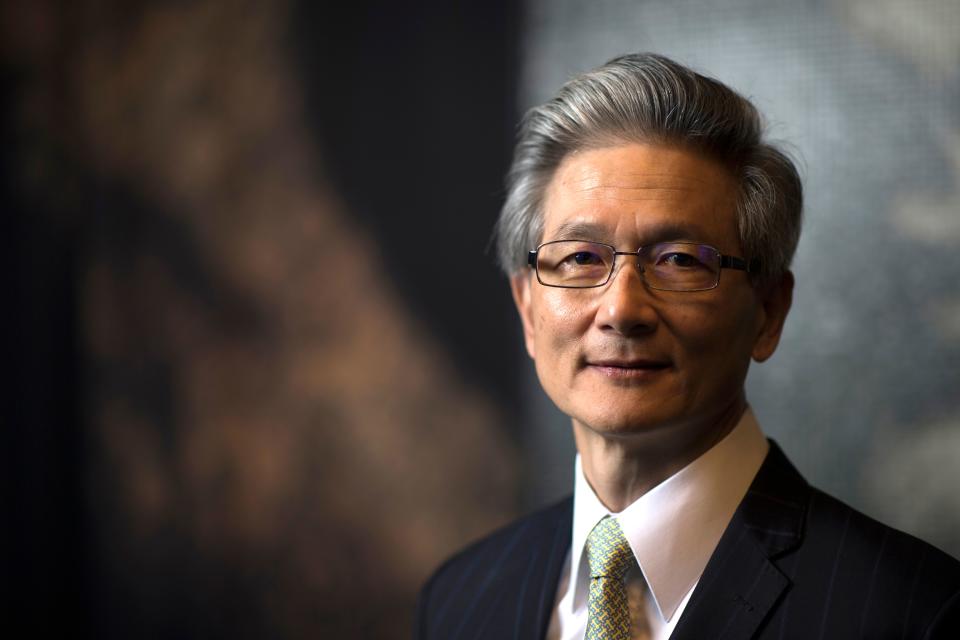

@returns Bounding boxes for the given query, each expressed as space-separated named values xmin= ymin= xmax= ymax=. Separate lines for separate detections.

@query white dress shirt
xmin=546 ymin=408 xmax=769 ymax=640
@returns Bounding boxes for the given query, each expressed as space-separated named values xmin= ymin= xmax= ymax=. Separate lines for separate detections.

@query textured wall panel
xmin=519 ymin=0 xmax=960 ymax=557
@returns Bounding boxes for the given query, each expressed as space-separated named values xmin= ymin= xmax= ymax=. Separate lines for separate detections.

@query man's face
xmin=511 ymin=143 xmax=791 ymax=441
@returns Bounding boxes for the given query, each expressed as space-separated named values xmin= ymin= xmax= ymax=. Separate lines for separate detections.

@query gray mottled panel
xmin=519 ymin=0 xmax=960 ymax=557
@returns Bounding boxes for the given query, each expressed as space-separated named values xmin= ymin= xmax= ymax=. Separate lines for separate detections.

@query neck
xmin=573 ymin=396 xmax=748 ymax=512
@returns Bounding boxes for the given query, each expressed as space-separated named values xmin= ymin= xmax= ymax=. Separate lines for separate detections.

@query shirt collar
xmin=568 ymin=407 xmax=769 ymax=622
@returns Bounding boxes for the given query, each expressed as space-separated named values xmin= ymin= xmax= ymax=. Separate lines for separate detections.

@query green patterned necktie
xmin=585 ymin=516 xmax=634 ymax=640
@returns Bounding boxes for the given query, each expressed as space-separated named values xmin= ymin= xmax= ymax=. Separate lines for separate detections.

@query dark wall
xmin=293 ymin=0 xmax=522 ymax=413
xmin=3 ymin=103 xmax=88 ymax=635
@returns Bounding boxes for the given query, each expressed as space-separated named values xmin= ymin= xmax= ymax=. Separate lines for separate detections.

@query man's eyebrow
xmin=551 ymin=221 xmax=610 ymax=241
xmin=636 ymin=223 xmax=710 ymax=244
xmin=547 ymin=221 xmax=711 ymax=244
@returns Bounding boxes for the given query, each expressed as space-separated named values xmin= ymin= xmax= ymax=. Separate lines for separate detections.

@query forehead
xmin=542 ymin=143 xmax=740 ymax=246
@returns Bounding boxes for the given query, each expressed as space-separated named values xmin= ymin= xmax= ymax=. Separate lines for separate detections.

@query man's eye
xmin=562 ymin=251 xmax=603 ymax=266
xmin=660 ymin=252 xmax=703 ymax=268
xmin=572 ymin=252 xmax=602 ymax=265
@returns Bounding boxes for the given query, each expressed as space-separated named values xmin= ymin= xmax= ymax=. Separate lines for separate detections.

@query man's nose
xmin=594 ymin=259 xmax=659 ymax=336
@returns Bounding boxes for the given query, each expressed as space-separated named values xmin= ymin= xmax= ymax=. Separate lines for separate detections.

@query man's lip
xmin=586 ymin=359 xmax=671 ymax=369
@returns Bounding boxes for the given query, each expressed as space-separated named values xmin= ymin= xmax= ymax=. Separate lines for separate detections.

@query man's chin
xmin=571 ymin=411 xmax=678 ymax=439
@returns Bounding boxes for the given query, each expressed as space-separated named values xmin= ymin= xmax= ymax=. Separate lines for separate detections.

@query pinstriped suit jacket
xmin=416 ymin=442 xmax=960 ymax=639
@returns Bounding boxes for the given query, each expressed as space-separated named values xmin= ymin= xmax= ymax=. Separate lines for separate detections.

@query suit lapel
xmin=671 ymin=442 xmax=809 ymax=640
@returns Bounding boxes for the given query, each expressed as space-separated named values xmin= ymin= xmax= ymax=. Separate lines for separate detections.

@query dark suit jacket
xmin=416 ymin=442 xmax=960 ymax=639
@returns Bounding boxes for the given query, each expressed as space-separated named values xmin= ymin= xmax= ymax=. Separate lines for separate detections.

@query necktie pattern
xmin=586 ymin=516 xmax=634 ymax=640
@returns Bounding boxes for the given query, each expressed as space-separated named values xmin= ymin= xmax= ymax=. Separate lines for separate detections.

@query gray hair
xmin=494 ymin=53 xmax=802 ymax=290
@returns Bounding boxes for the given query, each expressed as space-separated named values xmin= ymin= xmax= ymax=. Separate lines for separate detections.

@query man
xmin=416 ymin=53 xmax=960 ymax=639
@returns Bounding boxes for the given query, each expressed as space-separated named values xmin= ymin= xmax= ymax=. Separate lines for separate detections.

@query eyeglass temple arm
xmin=527 ymin=251 xmax=537 ymax=268
xmin=720 ymin=255 xmax=761 ymax=273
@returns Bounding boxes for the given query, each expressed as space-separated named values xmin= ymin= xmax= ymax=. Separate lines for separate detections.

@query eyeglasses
xmin=527 ymin=240 xmax=756 ymax=291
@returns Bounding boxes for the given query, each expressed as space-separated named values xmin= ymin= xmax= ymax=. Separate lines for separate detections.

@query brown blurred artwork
xmin=4 ymin=0 xmax=518 ymax=637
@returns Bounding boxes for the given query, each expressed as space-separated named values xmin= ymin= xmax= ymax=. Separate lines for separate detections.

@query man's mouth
xmin=585 ymin=358 xmax=671 ymax=378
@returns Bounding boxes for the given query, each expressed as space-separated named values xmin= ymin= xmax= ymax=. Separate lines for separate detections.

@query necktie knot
xmin=586 ymin=516 xmax=633 ymax=580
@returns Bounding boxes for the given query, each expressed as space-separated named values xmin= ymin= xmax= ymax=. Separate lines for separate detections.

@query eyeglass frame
xmin=526 ymin=239 xmax=759 ymax=291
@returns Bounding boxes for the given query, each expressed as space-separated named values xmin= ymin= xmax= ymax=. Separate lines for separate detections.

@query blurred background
xmin=3 ymin=0 xmax=958 ymax=638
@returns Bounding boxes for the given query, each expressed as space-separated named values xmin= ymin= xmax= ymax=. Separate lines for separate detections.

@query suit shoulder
xmin=758 ymin=444 xmax=960 ymax=588
xmin=423 ymin=495 xmax=572 ymax=593
xmin=802 ymin=487 xmax=960 ymax=626
xmin=806 ymin=486 xmax=960 ymax=575
xmin=416 ymin=496 xmax=572 ymax=638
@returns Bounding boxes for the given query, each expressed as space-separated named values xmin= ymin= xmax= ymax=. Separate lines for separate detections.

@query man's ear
xmin=510 ymin=273 xmax=537 ymax=360
xmin=752 ymin=270 xmax=794 ymax=363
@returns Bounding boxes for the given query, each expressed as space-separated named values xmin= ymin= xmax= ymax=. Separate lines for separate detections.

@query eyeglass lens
xmin=535 ymin=240 xmax=722 ymax=291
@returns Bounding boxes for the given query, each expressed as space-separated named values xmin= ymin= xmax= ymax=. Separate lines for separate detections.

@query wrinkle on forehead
xmin=574 ymin=185 xmax=693 ymax=202
xmin=559 ymin=166 xmax=716 ymax=203
xmin=541 ymin=144 xmax=741 ymax=250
